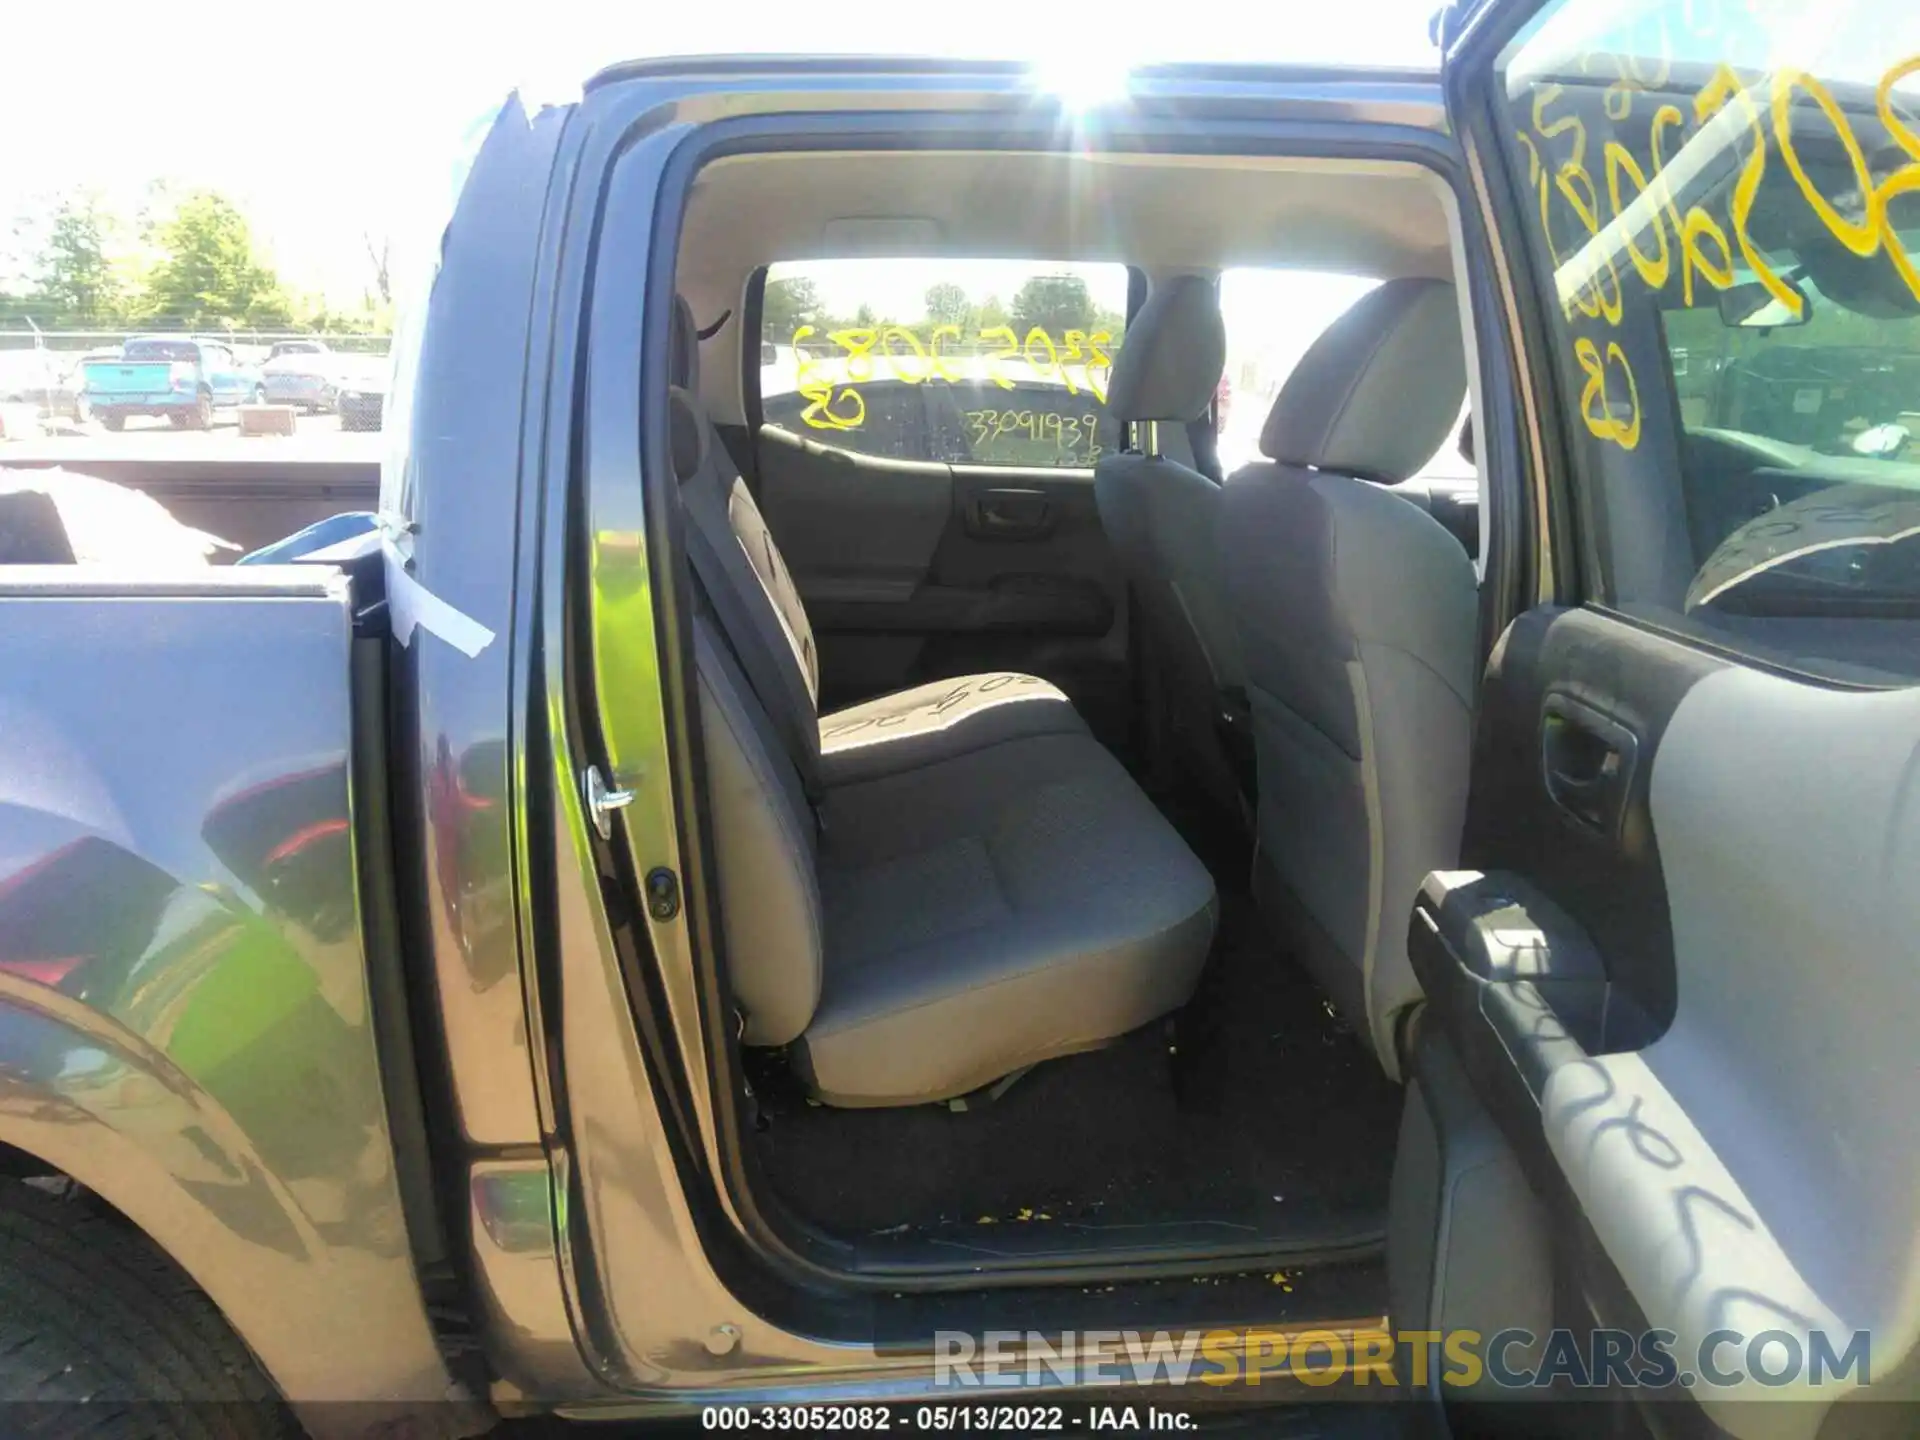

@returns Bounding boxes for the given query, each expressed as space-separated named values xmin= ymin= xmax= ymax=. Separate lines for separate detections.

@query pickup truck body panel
xmin=384 ymin=92 xmax=607 ymax=1403
xmin=81 ymin=358 xmax=182 ymax=408
xmin=0 ymin=569 xmax=454 ymax=1422
xmin=387 ymin=93 xmax=563 ymax=1156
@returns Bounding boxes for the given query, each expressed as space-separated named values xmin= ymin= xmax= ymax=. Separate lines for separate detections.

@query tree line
xmin=0 ymin=189 xmax=392 ymax=334
xmin=762 ymin=274 xmax=1127 ymax=347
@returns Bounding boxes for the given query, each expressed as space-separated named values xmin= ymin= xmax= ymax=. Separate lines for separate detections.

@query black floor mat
xmin=749 ymin=792 xmax=1404 ymax=1247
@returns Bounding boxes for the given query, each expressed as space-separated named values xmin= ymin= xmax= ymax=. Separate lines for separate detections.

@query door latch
xmin=584 ymin=766 xmax=636 ymax=839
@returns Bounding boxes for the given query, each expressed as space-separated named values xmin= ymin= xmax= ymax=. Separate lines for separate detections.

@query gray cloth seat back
xmin=1219 ymin=277 xmax=1477 ymax=1078
xmin=668 ymin=297 xmax=1215 ymax=1092
xmin=671 ymin=298 xmax=827 ymax=1044
xmin=1092 ymin=274 xmax=1242 ymax=812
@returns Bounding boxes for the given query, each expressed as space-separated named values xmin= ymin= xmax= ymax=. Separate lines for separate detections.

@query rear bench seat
xmin=670 ymin=300 xmax=1216 ymax=1107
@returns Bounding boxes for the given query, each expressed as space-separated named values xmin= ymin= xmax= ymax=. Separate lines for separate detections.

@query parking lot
xmin=0 ymin=405 xmax=384 ymax=464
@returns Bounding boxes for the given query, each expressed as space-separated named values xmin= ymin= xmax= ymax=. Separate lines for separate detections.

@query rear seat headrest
xmin=1104 ymin=275 xmax=1226 ymax=424
xmin=671 ymin=295 xmax=701 ymax=393
xmin=1258 ymin=277 xmax=1465 ymax=484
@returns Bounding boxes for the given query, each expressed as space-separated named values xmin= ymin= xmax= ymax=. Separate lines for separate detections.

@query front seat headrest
xmin=1104 ymin=274 xmax=1226 ymax=425
xmin=670 ymin=294 xmax=701 ymax=393
xmin=1259 ymin=277 xmax=1466 ymax=483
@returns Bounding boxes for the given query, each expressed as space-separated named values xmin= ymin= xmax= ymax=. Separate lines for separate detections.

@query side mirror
xmin=1718 ymin=276 xmax=1811 ymax=329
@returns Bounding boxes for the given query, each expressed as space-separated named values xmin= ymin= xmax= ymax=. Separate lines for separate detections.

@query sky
xmin=0 ymin=0 xmax=1445 ymax=306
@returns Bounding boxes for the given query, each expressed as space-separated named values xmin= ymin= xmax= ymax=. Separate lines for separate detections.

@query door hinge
xmin=583 ymin=765 xmax=635 ymax=840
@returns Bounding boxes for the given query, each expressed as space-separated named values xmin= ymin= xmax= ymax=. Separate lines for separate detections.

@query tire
xmin=252 ymin=386 xmax=267 ymax=406
xmin=189 ymin=390 xmax=213 ymax=430
xmin=0 ymin=1179 xmax=301 ymax=1437
xmin=101 ymin=411 xmax=125 ymax=432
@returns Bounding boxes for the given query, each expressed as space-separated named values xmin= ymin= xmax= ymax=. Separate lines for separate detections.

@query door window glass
xmin=1491 ymin=3 xmax=1920 ymax=680
xmin=759 ymin=259 xmax=1129 ymax=468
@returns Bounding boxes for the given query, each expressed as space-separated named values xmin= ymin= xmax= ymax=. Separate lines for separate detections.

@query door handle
xmin=965 ymin=488 xmax=1053 ymax=540
xmin=1540 ymin=693 xmax=1639 ymax=837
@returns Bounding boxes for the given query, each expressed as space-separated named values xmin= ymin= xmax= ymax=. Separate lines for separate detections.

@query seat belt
xmin=681 ymin=507 xmax=827 ymax=816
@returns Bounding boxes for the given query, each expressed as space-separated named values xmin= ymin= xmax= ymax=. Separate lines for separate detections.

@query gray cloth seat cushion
xmin=671 ymin=295 xmax=1219 ymax=1106
xmin=801 ymin=732 xmax=1218 ymax=1107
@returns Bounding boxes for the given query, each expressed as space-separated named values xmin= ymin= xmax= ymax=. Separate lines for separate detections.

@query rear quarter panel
xmin=0 ymin=570 xmax=454 ymax=1425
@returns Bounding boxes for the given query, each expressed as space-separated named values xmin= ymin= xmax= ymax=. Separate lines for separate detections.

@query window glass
xmin=122 ymin=339 xmax=199 ymax=364
xmin=1494 ymin=2 xmax=1920 ymax=680
xmin=759 ymin=259 xmax=1128 ymax=468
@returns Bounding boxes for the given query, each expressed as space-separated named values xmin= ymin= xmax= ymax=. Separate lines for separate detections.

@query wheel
xmin=0 ymin=1179 xmax=300 ymax=1436
xmin=253 ymin=385 xmax=267 ymax=405
xmin=74 ymin=394 xmax=91 ymax=425
xmin=189 ymin=389 xmax=213 ymax=430
xmin=101 ymin=410 xmax=124 ymax=432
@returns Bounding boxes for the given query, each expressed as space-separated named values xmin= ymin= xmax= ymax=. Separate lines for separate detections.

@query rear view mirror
xmin=1718 ymin=277 xmax=1810 ymax=329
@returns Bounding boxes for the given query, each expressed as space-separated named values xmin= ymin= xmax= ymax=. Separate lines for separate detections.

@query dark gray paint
xmin=0 ymin=572 xmax=456 ymax=1421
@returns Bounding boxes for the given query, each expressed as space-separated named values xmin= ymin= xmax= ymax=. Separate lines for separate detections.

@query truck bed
xmin=0 ymin=455 xmax=379 ymax=556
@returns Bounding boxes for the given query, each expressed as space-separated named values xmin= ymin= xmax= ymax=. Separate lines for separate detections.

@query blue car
xmin=83 ymin=336 xmax=266 ymax=431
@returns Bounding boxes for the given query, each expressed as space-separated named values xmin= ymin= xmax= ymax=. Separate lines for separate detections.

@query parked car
xmin=335 ymin=361 xmax=388 ymax=431
xmin=34 ymin=349 xmax=120 ymax=424
xmin=0 ymin=348 xmax=67 ymax=403
xmin=83 ymin=336 xmax=265 ymax=431
xmin=262 ymin=339 xmax=341 ymax=412
xmin=2 ymin=14 xmax=1918 ymax=1437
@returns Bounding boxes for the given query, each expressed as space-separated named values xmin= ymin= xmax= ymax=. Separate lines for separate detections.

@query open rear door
xmin=1396 ymin=2 xmax=1920 ymax=1435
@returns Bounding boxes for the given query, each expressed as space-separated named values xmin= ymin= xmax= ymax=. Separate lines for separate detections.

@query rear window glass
xmin=121 ymin=340 xmax=197 ymax=363
xmin=759 ymin=259 xmax=1129 ymax=468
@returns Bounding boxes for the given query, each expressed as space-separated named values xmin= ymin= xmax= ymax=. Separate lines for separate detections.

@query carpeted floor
xmin=747 ymin=789 xmax=1404 ymax=1248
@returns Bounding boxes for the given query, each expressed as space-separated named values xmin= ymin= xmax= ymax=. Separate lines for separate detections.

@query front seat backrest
xmin=1093 ymin=275 xmax=1242 ymax=811
xmin=1219 ymin=277 xmax=1476 ymax=1078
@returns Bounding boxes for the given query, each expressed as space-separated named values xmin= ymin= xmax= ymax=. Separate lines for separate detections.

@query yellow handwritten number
xmin=1574 ymin=336 xmax=1641 ymax=451
xmin=791 ymin=324 xmax=865 ymax=432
